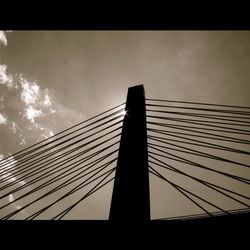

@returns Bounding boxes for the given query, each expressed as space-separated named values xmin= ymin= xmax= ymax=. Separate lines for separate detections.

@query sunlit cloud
xmin=0 ymin=113 xmax=7 ymax=125
xmin=0 ymin=62 xmax=55 ymax=148
xmin=25 ymin=106 xmax=43 ymax=124
xmin=0 ymin=64 xmax=13 ymax=88
xmin=0 ymin=34 xmax=84 ymax=156
xmin=43 ymin=92 xmax=52 ymax=107
xmin=0 ymin=31 xmax=7 ymax=46
xmin=20 ymin=77 xmax=40 ymax=105
xmin=19 ymin=76 xmax=56 ymax=125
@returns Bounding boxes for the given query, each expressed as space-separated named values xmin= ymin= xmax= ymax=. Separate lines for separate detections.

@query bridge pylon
xmin=109 ymin=85 xmax=150 ymax=223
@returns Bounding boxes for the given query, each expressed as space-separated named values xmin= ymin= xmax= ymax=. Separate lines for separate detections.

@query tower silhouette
xmin=109 ymin=85 xmax=150 ymax=222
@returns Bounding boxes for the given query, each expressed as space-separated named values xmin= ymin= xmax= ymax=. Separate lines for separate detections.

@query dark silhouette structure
xmin=109 ymin=85 xmax=150 ymax=222
xmin=0 ymin=84 xmax=249 ymax=243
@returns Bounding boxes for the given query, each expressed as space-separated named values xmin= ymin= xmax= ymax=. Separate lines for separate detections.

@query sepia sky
xmin=0 ymin=31 xmax=250 ymax=219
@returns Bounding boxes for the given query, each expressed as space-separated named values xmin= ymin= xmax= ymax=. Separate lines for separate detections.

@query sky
xmin=0 ymin=31 xmax=249 ymax=219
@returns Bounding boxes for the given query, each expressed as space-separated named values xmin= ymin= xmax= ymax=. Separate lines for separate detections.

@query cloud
xmin=18 ymin=75 xmax=56 ymax=127
xmin=0 ymin=31 xmax=7 ymax=46
xmin=20 ymin=77 xmax=40 ymax=105
xmin=0 ymin=64 xmax=14 ymax=88
xmin=0 ymin=113 xmax=7 ymax=124
xmin=0 ymin=65 xmax=57 ymax=148
xmin=43 ymin=92 xmax=51 ymax=107
xmin=0 ymin=64 xmax=84 ymax=151
xmin=0 ymin=39 xmax=84 ymax=155
xmin=0 ymin=63 xmax=84 ymax=151
xmin=25 ymin=106 xmax=43 ymax=124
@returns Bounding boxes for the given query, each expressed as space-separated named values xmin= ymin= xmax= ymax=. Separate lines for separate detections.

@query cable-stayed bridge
xmin=0 ymin=85 xmax=249 ymax=235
